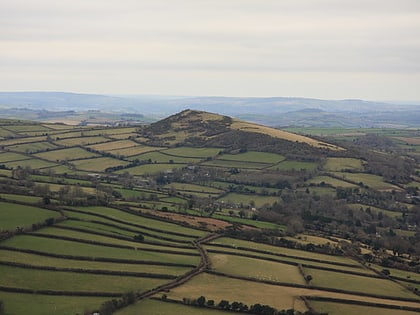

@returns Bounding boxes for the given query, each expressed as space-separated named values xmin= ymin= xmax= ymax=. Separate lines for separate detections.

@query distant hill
xmin=1 ymin=91 xmax=419 ymax=127
xmin=143 ymin=109 xmax=343 ymax=152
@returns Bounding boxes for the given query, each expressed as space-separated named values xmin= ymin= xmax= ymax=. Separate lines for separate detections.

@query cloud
xmin=0 ymin=0 xmax=419 ymax=100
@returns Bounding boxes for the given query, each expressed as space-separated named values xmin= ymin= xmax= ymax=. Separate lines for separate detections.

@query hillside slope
xmin=143 ymin=109 xmax=343 ymax=151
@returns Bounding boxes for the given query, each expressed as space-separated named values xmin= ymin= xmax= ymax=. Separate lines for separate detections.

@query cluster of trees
xmin=180 ymin=296 xmax=325 ymax=315
xmin=88 ymin=292 xmax=136 ymax=315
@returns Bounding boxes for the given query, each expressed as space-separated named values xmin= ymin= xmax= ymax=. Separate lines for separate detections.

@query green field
xmin=7 ymin=141 xmax=58 ymax=153
xmin=0 ymin=202 xmax=59 ymax=231
xmin=165 ymin=182 xmax=224 ymax=194
xmin=116 ymin=298 xmax=244 ymax=315
xmin=0 ymin=193 xmax=43 ymax=204
xmin=269 ymin=160 xmax=317 ymax=171
xmin=0 ymin=264 xmax=166 ymax=293
xmin=163 ymin=147 xmax=221 ymax=158
xmin=54 ymin=136 xmax=110 ymax=146
xmin=218 ymin=151 xmax=285 ymax=164
xmin=307 ymin=176 xmax=358 ymax=188
xmin=304 ymin=267 xmax=416 ymax=298
xmin=218 ymin=193 xmax=279 ymax=207
xmin=210 ymin=253 xmax=306 ymax=284
xmin=323 ymin=157 xmax=365 ymax=172
xmin=0 ymin=152 xmax=31 ymax=162
xmin=0 ymin=249 xmax=191 ymax=276
xmin=4 ymin=158 xmax=58 ymax=169
xmin=310 ymin=301 xmax=420 ymax=315
xmin=202 ymin=159 xmax=270 ymax=170
xmin=73 ymin=206 xmax=205 ymax=237
xmin=329 ymin=172 xmax=402 ymax=190
xmin=2 ymin=235 xmax=201 ymax=265
xmin=35 ymin=147 xmax=100 ymax=161
xmin=71 ymin=157 xmax=129 ymax=172
xmin=0 ymin=292 xmax=108 ymax=315
xmin=117 ymin=163 xmax=186 ymax=175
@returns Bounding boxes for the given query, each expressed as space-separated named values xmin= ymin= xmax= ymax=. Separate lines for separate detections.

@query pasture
xmin=323 ymin=157 xmax=365 ymax=172
xmin=0 ymin=292 xmax=108 ymax=315
xmin=310 ymin=301 xmax=420 ymax=315
xmin=35 ymin=147 xmax=100 ymax=161
xmin=0 ymin=202 xmax=59 ymax=231
xmin=71 ymin=157 xmax=129 ymax=172
xmin=209 ymin=253 xmax=306 ymax=284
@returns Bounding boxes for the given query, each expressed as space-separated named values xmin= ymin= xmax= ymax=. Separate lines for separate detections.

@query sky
xmin=1 ymin=0 xmax=419 ymax=101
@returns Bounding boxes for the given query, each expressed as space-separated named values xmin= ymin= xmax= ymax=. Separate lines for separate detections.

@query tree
xmin=197 ymin=296 xmax=206 ymax=307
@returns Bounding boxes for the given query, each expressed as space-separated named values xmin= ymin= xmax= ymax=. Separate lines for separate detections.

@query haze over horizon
xmin=1 ymin=0 xmax=419 ymax=101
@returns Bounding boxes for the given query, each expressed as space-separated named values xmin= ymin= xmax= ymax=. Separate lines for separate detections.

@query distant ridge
xmin=1 ymin=92 xmax=419 ymax=127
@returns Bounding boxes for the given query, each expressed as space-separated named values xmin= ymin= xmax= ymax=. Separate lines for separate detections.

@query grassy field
xmin=0 ymin=292 xmax=108 ymax=315
xmin=2 ymin=235 xmax=201 ymax=265
xmin=37 ymin=226 xmax=199 ymax=252
xmin=269 ymin=160 xmax=317 ymax=171
xmin=71 ymin=157 xmax=129 ymax=172
xmin=0 ymin=248 xmax=191 ymax=276
xmin=4 ymin=158 xmax=58 ymax=169
xmin=218 ymin=193 xmax=279 ymax=207
xmin=0 ymin=136 xmax=48 ymax=146
xmin=0 ymin=264 xmax=167 ymax=293
xmin=109 ymin=146 xmax=164 ymax=157
xmin=0 ymin=152 xmax=31 ymax=162
xmin=329 ymin=172 xmax=401 ymax=191
xmin=135 ymin=151 xmax=203 ymax=163
xmin=307 ymin=176 xmax=358 ymax=188
xmin=166 ymin=272 xmax=308 ymax=312
xmin=324 ymin=157 xmax=365 ymax=172
xmin=304 ymin=267 xmax=416 ymax=299
xmin=310 ymin=301 xmax=420 ymax=315
xmin=211 ymin=237 xmax=359 ymax=266
xmin=202 ymin=159 xmax=270 ymax=170
xmin=348 ymin=204 xmax=402 ymax=219
xmin=7 ymin=141 xmax=58 ymax=153
xmin=74 ymin=206 xmax=206 ymax=237
xmin=165 ymin=182 xmax=224 ymax=194
xmin=116 ymin=298 xmax=245 ymax=315
xmin=35 ymin=147 xmax=100 ymax=161
xmin=87 ymin=139 xmax=138 ymax=151
xmin=0 ymin=202 xmax=59 ymax=231
xmin=116 ymin=163 xmax=186 ymax=175
xmin=0 ymin=193 xmax=43 ymax=204
xmin=209 ymin=253 xmax=306 ymax=284
xmin=54 ymin=136 xmax=110 ymax=146
xmin=218 ymin=151 xmax=285 ymax=164
xmin=163 ymin=147 xmax=221 ymax=158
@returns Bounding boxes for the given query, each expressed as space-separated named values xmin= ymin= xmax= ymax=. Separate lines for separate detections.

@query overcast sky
xmin=1 ymin=0 xmax=419 ymax=101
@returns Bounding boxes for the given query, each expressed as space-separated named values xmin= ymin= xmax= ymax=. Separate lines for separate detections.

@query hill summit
xmin=143 ymin=109 xmax=342 ymax=151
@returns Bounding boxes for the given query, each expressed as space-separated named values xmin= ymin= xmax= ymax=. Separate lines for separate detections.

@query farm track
xmin=135 ymin=233 xmax=221 ymax=301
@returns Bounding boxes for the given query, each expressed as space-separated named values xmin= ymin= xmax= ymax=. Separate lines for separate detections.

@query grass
xmin=0 ymin=152 xmax=31 ymax=162
xmin=0 ymin=202 xmax=59 ymax=231
xmin=209 ymin=253 xmax=306 ymax=284
xmin=0 ymin=264 xmax=167 ymax=293
xmin=38 ymin=225 xmax=198 ymax=253
xmin=218 ymin=151 xmax=285 ymax=164
xmin=116 ymin=163 xmax=186 ymax=175
xmin=330 ymin=172 xmax=401 ymax=191
xmin=218 ymin=193 xmax=279 ymax=207
xmin=0 ymin=292 xmax=108 ymax=315
xmin=369 ymin=264 xmax=420 ymax=282
xmin=60 ymin=214 xmax=192 ymax=245
xmin=87 ymin=139 xmax=138 ymax=151
xmin=211 ymin=237 xmax=359 ymax=266
xmin=165 ymin=182 xmax=223 ymax=194
xmin=133 ymin=151 xmax=203 ymax=163
xmin=306 ymin=176 xmax=358 ymax=188
xmin=0 ymin=136 xmax=48 ymax=146
xmin=304 ymin=267 xmax=416 ymax=299
xmin=202 ymin=159 xmax=270 ymax=170
xmin=35 ymin=147 xmax=100 ymax=161
xmin=54 ymin=136 xmax=110 ymax=146
xmin=116 ymin=298 xmax=244 ymax=315
xmin=7 ymin=141 xmax=58 ymax=153
xmin=212 ymin=214 xmax=284 ymax=230
xmin=269 ymin=160 xmax=317 ymax=171
xmin=166 ymin=272 xmax=308 ymax=312
xmin=109 ymin=146 xmax=164 ymax=157
xmin=2 ymin=235 xmax=201 ymax=265
xmin=71 ymin=157 xmax=129 ymax=172
xmin=0 ymin=249 xmax=191 ymax=276
xmin=0 ymin=193 xmax=43 ymax=204
xmin=348 ymin=204 xmax=402 ymax=219
xmin=324 ymin=157 xmax=365 ymax=172
xmin=310 ymin=300 xmax=420 ymax=315
xmin=4 ymin=158 xmax=58 ymax=169
xmin=163 ymin=147 xmax=221 ymax=158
